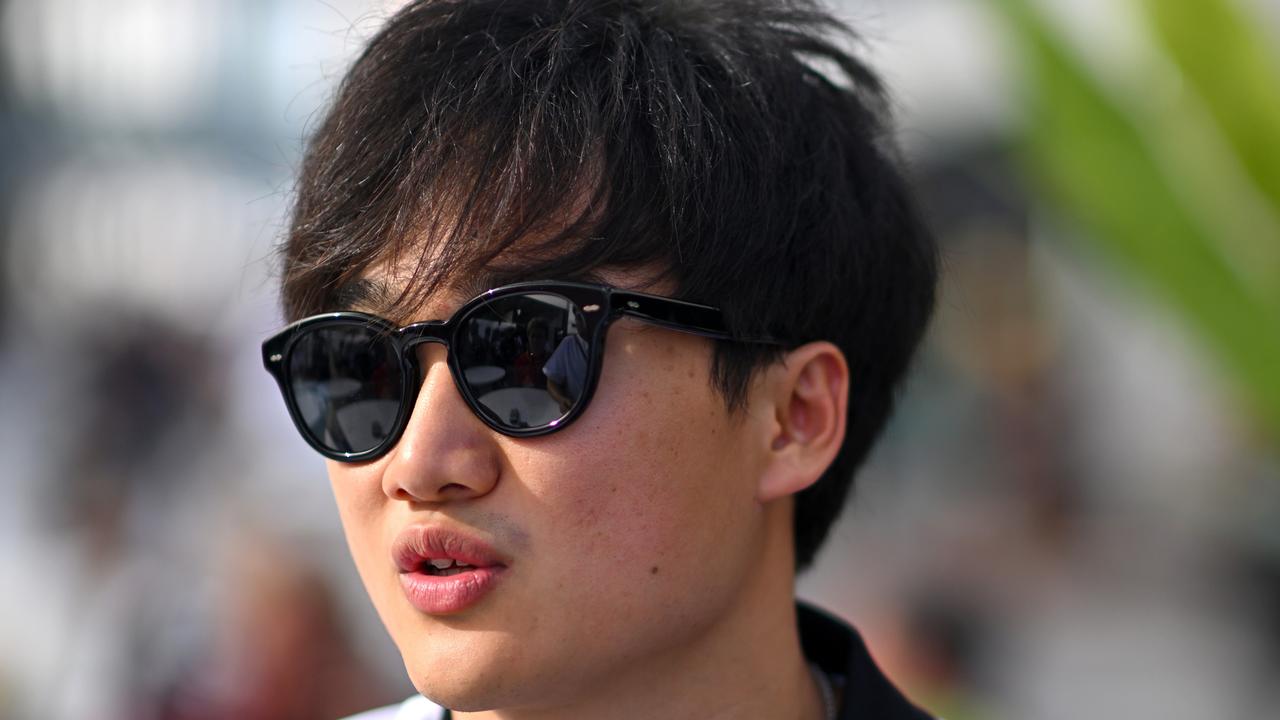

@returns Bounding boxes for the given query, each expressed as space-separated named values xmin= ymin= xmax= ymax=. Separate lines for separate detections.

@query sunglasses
xmin=263 ymin=281 xmax=778 ymax=462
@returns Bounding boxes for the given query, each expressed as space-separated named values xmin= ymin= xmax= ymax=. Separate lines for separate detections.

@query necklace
xmin=809 ymin=662 xmax=837 ymax=720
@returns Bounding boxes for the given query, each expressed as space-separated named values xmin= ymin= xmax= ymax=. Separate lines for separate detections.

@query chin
xmin=415 ymin=689 xmax=493 ymax=714
xmin=404 ymin=658 xmax=492 ymax=710
xmin=404 ymin=632 xmax=609 ymax=715
xmin=398 ymin=633 xmax=533 ymax=712
xmin=407 ymin=666 xmax=536 ymax=714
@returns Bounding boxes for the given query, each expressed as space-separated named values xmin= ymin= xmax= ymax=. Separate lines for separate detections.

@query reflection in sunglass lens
xmin=288 ymin=325 xmax=404 ymax=454
xmin=456 ymin=293 xmax=590 ymax=430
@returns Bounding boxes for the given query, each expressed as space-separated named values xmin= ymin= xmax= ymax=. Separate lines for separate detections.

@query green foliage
xmin=1144 ymin=0 xmax=1280 ymax=225
xmin=988 ymin=0 xmax=1280 ymax=443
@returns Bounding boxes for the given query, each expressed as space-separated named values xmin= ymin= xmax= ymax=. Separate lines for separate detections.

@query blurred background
xmin=0 ymin=0 xmax=1277 ymax=718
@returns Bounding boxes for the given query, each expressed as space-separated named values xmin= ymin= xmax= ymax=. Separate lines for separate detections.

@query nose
xmin=379 ymin=343 xmax=501 ymax=503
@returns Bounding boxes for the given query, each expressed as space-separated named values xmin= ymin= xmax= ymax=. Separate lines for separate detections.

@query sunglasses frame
xmin=263 ymin=280 xmax=775 ymax=462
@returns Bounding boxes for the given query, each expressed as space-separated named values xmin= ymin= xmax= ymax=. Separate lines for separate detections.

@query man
xmin=262 ymin=0 xmax=938 ymax=717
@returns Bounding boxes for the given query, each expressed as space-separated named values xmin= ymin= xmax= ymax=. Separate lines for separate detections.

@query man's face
xmin=326 ymin=270 xmax=771 ymax=711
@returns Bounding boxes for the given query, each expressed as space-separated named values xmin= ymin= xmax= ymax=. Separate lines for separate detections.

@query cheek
xmin=325 ymin=462 xmax=390 ymax=590
xmin=520 ymin=333 xmax=760 ymax=594
xmin=327 ymin=462 xmax=382 ymax=531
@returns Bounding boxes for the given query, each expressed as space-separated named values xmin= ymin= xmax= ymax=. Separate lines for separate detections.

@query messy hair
xmin=281 ymin=0 xmax=937 ymax=570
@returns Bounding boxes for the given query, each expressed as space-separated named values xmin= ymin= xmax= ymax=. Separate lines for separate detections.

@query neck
xmin=454 ymin=501 xmax=823 ymax=720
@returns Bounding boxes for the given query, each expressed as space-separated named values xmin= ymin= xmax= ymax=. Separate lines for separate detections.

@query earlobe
xmin=756 ymin=342 xmax=849 ymax=503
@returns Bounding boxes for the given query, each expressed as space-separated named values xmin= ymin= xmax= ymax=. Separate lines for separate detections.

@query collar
xmin=797 ymin=602 xmax=934 ymax=719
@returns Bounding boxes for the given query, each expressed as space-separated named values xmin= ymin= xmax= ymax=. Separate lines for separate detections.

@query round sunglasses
xmin=262 ymin=281 xmax=779 ymax=462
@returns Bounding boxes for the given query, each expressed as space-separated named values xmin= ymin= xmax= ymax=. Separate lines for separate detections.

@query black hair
xmin=280 ymin=0 xmax=937 ymax=570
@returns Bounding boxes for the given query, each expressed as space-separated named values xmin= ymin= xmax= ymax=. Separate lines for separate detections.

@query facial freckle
xmin=650 ymin=566 xmax=659 ymax=575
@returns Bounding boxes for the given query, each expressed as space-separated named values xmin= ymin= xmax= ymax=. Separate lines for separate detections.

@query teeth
xmin=456 ymin=560 xmax=471 ymax=567
xmin=429 ymin=558 xmax=454 ymax=569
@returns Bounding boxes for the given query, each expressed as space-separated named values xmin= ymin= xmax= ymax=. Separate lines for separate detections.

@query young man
xmin=263 ymin=1 xmax=937 ymax=718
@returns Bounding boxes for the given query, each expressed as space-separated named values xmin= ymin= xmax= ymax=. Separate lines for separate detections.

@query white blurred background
xmin=1 ymin=1 xmax=1277 ymax=718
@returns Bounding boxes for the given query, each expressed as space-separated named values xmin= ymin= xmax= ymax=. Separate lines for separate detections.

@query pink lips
xmin=393 ymin=525 xmax=509 ymax=615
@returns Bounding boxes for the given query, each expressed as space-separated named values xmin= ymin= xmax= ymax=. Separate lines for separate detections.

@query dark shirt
xmin=798 ymin=602 xmax=934 ymax=719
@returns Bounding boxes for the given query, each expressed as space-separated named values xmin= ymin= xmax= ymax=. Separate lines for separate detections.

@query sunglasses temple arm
xmin=611 ymin=290 xmax=781 ymax=345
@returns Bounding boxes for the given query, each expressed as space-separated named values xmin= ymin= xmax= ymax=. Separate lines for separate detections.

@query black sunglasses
xmin=263 ymin=281 xmax=778 ymax=462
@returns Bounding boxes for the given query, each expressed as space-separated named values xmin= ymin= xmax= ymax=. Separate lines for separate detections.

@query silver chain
xmin=809 ymin=663 xmax=837 ymax=720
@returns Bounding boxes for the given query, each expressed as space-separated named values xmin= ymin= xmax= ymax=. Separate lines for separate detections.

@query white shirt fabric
xmin=340 ymin=694 xmax=445 ymax=720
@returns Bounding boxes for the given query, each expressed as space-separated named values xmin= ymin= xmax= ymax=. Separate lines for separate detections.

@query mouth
xmin=393 ymin=525 xmax=510 ymax=615
xmin=420 ymin=557 xmax=476 ymax=576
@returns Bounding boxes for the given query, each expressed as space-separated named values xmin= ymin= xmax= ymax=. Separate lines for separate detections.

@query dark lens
xmin=287 ymin=323 xmax=405 ymax=454
xmin=456 ymin=293 xmax=590 ymax=430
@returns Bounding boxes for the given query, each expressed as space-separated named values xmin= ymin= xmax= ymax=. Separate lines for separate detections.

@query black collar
xmin=441 ymin=603 xmax=933 ymax=719
xmin=797 ymin=602 xmax=934 ymax=719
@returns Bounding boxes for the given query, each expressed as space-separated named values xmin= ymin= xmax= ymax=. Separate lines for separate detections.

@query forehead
xmin=340 ymin=260 xmax=669 ymax=323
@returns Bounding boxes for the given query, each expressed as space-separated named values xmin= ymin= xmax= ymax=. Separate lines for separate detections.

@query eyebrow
xmin=335 ymin=268 xmax=612 ymax=318
xmin=334 ymin=278 xmax=395 ymax=313
xmin=454 ymin=267 xmax=608 ymax=298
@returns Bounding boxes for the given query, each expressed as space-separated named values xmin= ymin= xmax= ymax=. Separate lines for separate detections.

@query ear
xmin=755 ymin=342 xmax=849 ymax=504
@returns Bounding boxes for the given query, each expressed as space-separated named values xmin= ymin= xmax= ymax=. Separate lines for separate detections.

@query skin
xmin=327 ymin=268 xmax=850 ymax=720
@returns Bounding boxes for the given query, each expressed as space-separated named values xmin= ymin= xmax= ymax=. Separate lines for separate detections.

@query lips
xmin=393 ymin=525 xmax=509 ymax=615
